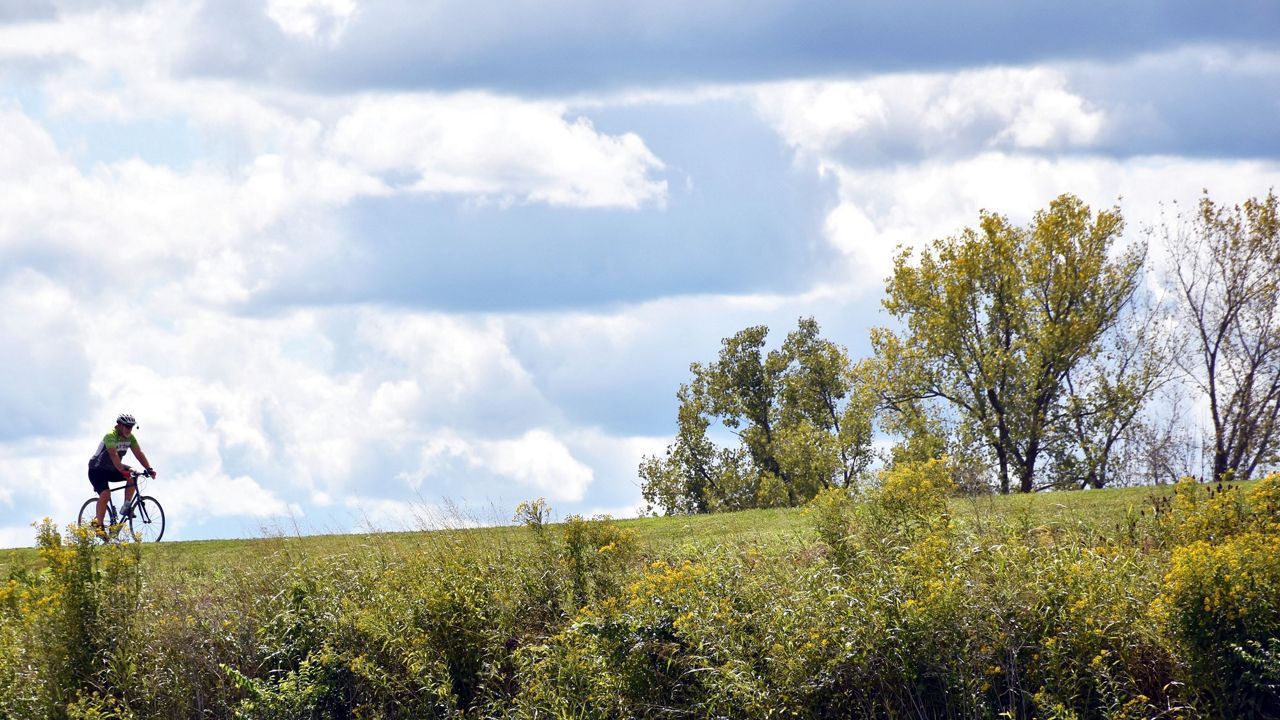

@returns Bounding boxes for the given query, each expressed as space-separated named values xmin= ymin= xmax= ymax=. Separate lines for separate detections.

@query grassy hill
xmin=1 ymin=475 xmax=1277 ymax=718
xmin=0 ymin=481 xmax=1178 ymax=574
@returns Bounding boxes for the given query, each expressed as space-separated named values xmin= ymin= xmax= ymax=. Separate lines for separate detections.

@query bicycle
xmin=78 ymin=469 xmax=166 ymax=542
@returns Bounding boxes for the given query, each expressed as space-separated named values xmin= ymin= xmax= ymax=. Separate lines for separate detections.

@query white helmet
xmin=116 ymin=413 xmax=137 ymax=427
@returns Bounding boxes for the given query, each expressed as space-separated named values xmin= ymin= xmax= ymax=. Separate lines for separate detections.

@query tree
xmin=875 ymin=194 xmax=1147 ymax=493
xmin=1168 ymin=191 xmax=1280 ymax=481
xmin=864 ymin=330 xmax=991 ymax=492
xmin=1112 ymin=386 xmax=1201 ymax=486
xmin=1051 ymin=289 xmax=1175 ymax=489
xmin=640 ymin=318 xmax=876 ymax=514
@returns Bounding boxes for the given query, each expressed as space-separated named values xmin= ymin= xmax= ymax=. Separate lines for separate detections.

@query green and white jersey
xmin=88 ymin=429 xmax=138 ymax=470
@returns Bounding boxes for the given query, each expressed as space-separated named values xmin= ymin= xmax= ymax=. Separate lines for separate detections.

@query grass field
xmin=0 ymin=481 xmax=1185 ymax=574
xmin=2 ymin=474 xmax=1277 ymax=718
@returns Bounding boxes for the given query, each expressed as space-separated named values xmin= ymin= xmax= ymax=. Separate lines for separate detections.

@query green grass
xmin=1 ymin=481 xmax=1209 ymax=575
xmin=2 ymin=474 xmax=1275 ymax=718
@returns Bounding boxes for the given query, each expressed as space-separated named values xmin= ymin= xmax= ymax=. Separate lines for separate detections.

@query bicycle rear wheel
xmin=77 ymin=498 xmax=99 ymax=528
xmin=129 ymin=496 xmax=165 ymax=542
xmin=78 ymin=498 xmax=123 ymax=541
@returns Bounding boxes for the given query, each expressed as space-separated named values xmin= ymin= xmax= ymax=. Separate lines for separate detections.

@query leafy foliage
xmin=1168 ymin=190 xmax=1280 ymax=481
xmin=2 ymin=483 xmax=1280 ymax=718
xmin=1153 ymin=477 xmax=1280 ymax=716
xmin=875 ymin=194 xmax=1153 ymax=493
xmin=640 ymin=317 xmax=877 ymax=514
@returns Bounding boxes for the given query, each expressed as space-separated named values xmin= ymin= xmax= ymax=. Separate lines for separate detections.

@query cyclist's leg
xmin=88 ymin=467 xmax=113 ymax=529
xmin=95 ymin=489 xmax=110 ymax=526
xmin=122 ymin=480 xmax=137 ymax=515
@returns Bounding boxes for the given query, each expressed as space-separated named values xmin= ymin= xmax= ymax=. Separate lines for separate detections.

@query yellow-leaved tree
xmin=874 ymin=194 xmax=1158 ymax=493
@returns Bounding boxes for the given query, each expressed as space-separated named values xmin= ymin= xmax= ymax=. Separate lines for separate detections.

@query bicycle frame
xmin=80 ymin=469 xmax=166 ymax=542
xmin=101 ymin=481 xmax=144 ymax=524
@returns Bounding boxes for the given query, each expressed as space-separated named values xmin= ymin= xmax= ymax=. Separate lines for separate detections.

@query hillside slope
xmin=1 ymin=476 xmax=1276 ymax=718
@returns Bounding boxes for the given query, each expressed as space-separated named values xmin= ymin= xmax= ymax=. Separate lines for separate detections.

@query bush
xmin=515 ymin=558 xmax=747 ymax=718
xmin=0 ymin=521 xmax=144 ymax=720
xmin=1153 ymin=477 xmax=1249 ymax=547
xmin=805 ymin=486 xmax=856 ymax=566
xmin=2 ymin=486 xmax=1278 ymax=718
xmin=561 ymin=514 xmax=639 ymax=608
xmin=1249 ymin=472 xmax=1280 ymax=530
xmin=1157 ymin=530 xmax=1280 ymax=716
xmin=849 ymin=458 xmax=956 ymax=567
xmin=1002 ymin=545 xmax=1174 ymax=718
xmin=128 ymin=561 xmax=266 ymax=717
xmin=867 ymin=459 xmax=954 ymax=535
xmin=513 ymin=498 xmax=552 ymax=530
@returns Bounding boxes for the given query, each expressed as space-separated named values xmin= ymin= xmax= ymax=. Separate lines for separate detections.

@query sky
xmin=2 ymin=0 xmax=1279 ymax=547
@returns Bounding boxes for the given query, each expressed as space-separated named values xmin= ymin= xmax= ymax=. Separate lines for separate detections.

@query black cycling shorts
xmin=89 ymin=467 xmax=126 ymax=494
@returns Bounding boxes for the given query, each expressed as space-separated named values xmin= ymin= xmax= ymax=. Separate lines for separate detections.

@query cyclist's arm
xmin=106 ymin=446 xmax=129 ymax=476
xmin=133 ymin=446 xmax=155 ymax=476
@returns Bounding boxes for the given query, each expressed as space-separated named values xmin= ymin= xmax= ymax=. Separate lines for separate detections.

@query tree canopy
xmin=640 ymin=318 xmax=876 ymax=514
xmin=873 ymin=194 xmax=1150 ymax=493
xmin=642 ymin=190 xmax=1278 ymax=512
xmin=1169 ymin=191 xmax=1280 ymax=481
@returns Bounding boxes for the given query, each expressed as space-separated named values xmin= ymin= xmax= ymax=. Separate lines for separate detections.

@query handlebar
xmin=110 ymin=468 xmax=156 ymax=485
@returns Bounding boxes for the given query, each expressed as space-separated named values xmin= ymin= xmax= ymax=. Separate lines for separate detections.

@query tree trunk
xmin=994 ymin=438 xmax=1011 ymax=494
xmin=1018 ymin=448 xmax=1037 ymax=493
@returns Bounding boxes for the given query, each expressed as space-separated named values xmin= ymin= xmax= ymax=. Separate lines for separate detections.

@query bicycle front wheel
xmin=129 ymin=496 xmax=165 ymax=542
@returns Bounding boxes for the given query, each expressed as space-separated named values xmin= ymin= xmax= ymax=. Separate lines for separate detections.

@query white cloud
xmin=3 ymin=1 xmax=1278 ymax=546
xmin=267 ymin=0 xmax=358 ymax=44
xmin=328 ymin=93 xmax=668 ymax=208
xmin=0 ymin=271 xmax=92 ymax=438
xmin=161 ymin=471 xmax=292 ymax=520
xmin=998 ymin=85 xmax=1102 ymax=148
xmin=753 ymin=67 xmax=1105 ymax=160
xmin=3 ymin=7 xmax=667 ymax=214
xmin=0 ymin=105 xmax=63 ymax=172
xmin=401 ymin=428 xmax=595 ymax=502
xmin=0 ymin=439 xmax=107 ymax=541
xmin=751 ymin=82 xmax=887 ymax=155
xmin=818 ymin=154 xmax=1280 ymax=291
xmin=480 ymin=429 xmax=594 ymax=501
xmin=353 ymin=310 xmax=555 ymax=435
xmin=38 ymin=303 xmax=580 ymax=509
xmin=0 ymin=108 xmax=359 ymax=309
xmin=342 ymin=496 xmax=484 ymax=532
xmin=0 ymin=281 xmax=876 ymax=547
xmin=0 ymin=525 xmax=36 ymax=549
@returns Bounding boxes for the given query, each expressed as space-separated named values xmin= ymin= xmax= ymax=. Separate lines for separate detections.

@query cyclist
xmin=88 ymin=413 xmax=156 ymax=533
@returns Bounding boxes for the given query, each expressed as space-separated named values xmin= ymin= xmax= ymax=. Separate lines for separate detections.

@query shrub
xmin=225 ymin=548 xmax=485 ymax=719
xmin=130 ymin=566 xmax=263 ymax=718
xmin=228 ymin=561 xmax=359 ymax=718
xmin=1156 ymin=530 xmax=1280 ymax=716
xmin=850 ymin=458 xmax=955 ymax=565
xmin=5 ymin=480 xmax=1277 ymax=718
xmin=513 ymin=498 xmax=552 ymax=530
xmin=805 ymin=486 xmax=856 ymax=565
xmin=1005 ymin=546 xmax=1173 ymax=718
xmin=514 ymin=559 xmax=728 ymax=718
xmin=1154 ymin=477 xmax=1248 ymax=547
xmin=1248 ymin=472 xmax=1280 ymax=531
xmin=0 ymin=521 xmax=145 ymax=720
xmin=0 ymin=567 xmax=44 ymax=719
xmin=875 ymin=458 xmax=955 ymax=512
xmin=561 ymin=514 xmax=639 ymax=608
